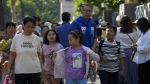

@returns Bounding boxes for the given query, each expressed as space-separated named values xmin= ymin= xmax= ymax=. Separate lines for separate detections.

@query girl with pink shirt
xmin=41 ymin=29 xmax=63 ymax=84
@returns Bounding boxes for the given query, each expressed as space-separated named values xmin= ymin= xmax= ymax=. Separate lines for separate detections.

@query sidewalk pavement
xmin=87 ymin=75 xmax=101 ymax=84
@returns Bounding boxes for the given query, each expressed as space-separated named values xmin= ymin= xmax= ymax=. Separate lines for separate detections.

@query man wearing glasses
xmin=70 ymin=4 xmax=97 ymax=83
xmin=70 ymin=4 xmax=97 ymax=51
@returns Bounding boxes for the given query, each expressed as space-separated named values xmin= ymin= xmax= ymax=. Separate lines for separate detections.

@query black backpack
xmin=98 ymin=39 xmax=120 ymax=56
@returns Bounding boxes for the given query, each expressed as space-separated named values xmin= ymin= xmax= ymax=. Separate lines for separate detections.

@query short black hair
xmin=51 ymin=23 xmax=58 ymax=27
xmin=43 ymin=29 xmax=60 ymax=45
xmin=36 ymin=17 xmax=41 ymax=22
xmin=69 ymin=30 xmax=83 ymax=44
xmin=137 ymin=17 xmax=150 ymax=34
xmin=62 ymin=12 xmax=71 ymax=22
xmin=106 ymin=25 xmax=117 ymax=33
xmin=32 ymin=16 xmax=37 ymax=20
xmin=6 ymin=22 xmax=16 ymax=29
xmin=81 ymin=4 xmax=93 ymax=10
xmin=23 ymin=16 xmax=36 ymax=26
xmin=97 ymin=28 xmax=102 ymax=36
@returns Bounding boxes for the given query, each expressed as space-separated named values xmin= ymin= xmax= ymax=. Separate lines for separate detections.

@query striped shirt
xmin=95 ymin=39 xmax=125 ymax=72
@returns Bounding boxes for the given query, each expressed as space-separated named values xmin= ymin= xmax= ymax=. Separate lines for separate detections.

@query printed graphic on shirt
xmin=72 ymin=53 xmax=82 ymax=68
xmin=46 ymin=49 xmax=55 ymax=69
xmin=91 ymin=27 xmax=94 ymax=35
xmin=46 ymin=49 xmax=55 ymax=58
xmin=81 ymin=27 xmax=86 ymax=34
xmin=21 ymin=42 xmax=33 ymax=48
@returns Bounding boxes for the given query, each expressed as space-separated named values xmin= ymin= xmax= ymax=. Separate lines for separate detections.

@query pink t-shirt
xmin=42 ymin=43 xmax=63 ymax=75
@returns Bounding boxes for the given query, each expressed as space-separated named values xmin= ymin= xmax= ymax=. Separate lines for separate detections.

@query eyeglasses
xmin=82 ymin=9 xmax=92 ymax=13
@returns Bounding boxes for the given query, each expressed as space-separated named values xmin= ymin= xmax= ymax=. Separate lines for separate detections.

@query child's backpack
xmin=98 ymin=38 xmax=120 ymax=56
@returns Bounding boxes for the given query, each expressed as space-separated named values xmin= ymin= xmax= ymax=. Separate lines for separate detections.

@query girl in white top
xmin=7 ymin=16 xmax=43 ymax=84
xmin=132 ymin=17 xmax=150 ymax=84
xmin=115 ymin=15 xmax=141 ymax=84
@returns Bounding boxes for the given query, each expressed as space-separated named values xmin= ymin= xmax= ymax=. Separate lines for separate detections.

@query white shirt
xmin=115 ymin=28 xmax=141 ymax=48
xmin=133 ymin=29 xmax=150 ymax=64
xmin=10 ymin=33 xmax=42 ymax=73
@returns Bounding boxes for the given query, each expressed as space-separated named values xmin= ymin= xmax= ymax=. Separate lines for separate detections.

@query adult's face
xmin=6 ymin=26 xmax=16 ymax=36
xmin=81 ymin=6 xmax=93 ymax=21
xmin=42 ymin=26 xmax=49 ymax=36
xmin=52 ymin=24 xmax=57 ymax=30
xmin=24 ymin=22 xmax=35 ymax=35
xmin=36 ymin=21 xmax=40 ymax=26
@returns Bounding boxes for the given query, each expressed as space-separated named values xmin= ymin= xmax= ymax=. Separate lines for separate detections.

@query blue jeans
xmin=66 ymin=78 xmax=87 ymax=84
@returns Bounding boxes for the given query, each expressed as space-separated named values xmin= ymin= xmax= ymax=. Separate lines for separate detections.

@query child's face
xmin=106 ymin=28 xmax=116 ymax=39
xmin=47 ymin=31 xmax=56 ymax=42
xmin=68 ymin=34 xmax=80 ymax=47
xmin=0 ymin=31 xmax=6 ymax=36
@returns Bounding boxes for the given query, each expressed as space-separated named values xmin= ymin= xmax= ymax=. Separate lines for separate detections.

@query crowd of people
xmin=0 ymin=3 xmax=149 ymax=84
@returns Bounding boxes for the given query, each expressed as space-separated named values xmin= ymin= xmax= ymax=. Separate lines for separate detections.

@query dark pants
xmin=59 ymin=79 xmax=64 ymax=84
xmin=138 ymin=60 xmax=150 ymax=84
xmin=15 ymin=73 xmax=40 ymax=84
xmin=99 ymin=70 xmax=118 ymax=84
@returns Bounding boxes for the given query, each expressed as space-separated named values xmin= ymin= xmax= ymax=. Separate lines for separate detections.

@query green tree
xmin=73 ymin=0 xmax=149 ymax=16
xmin=73 ymin=0 xmax=124 ymax=16
xmin=3 ymin=0 xmax=60 ymax=24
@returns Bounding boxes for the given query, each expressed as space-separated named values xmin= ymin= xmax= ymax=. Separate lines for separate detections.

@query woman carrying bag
xmin=131 ymin=17 xmax=150 ymax=84
xmin=115 ymin=15 xmax=141 ymax=84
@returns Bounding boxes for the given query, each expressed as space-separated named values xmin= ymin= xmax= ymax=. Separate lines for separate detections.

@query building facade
xmin=60 ymin=0 xmax=75 ymax=22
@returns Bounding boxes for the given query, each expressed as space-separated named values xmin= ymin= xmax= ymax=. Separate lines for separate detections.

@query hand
xmin=131 ymin=43 xmax=137 ymax=51
xmin=120 ymin=70 xmax=125 ymax=78
xmin=100 ymin=56 xmax=108 ymax=62
xmin=52 ymin=51 xmax=57 ymax=58
xmin=43 ymin=70 xmax=50 ymax=75
xmin=41 ymin=69 xmax=45 ymax=76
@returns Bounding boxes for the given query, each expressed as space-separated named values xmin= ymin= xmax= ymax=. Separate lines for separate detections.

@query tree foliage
xmin=73 ymin=0 xmax=124 ymax=16
xmin=3 ymin=0 xmax=60 ymax=24
xmin=74 ymin=0 xmax=149 ymax=16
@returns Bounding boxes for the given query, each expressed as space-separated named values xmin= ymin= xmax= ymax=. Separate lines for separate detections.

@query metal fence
xmin=134 ymin=3 xmax=150 ymax=20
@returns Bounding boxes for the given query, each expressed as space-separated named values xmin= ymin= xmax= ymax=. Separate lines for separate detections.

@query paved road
xmin=87 ymin=75 xmax=101 ymax=84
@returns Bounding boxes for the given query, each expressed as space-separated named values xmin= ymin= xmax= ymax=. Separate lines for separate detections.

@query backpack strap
xmin=99 ymin=39 xmax=105 ymax=56
xmin=116 ymin=41 xmax=120 ymax=54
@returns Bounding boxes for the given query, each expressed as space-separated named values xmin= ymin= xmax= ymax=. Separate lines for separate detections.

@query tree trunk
xmin=0 ymin=0 xmax=5 ymax=28
xmin=20 ymin=0 xmax=25 ymax=21
xmin=11 ymin=0 xmax=16 ymax=22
